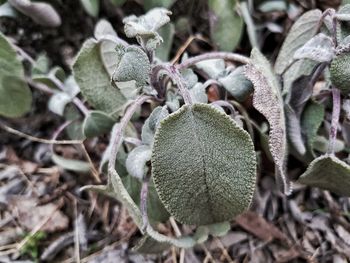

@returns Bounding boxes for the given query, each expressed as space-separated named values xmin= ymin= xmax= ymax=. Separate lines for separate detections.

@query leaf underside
xmin=245 ymin=48 xmax=291 ymax=194
xmin=152 ymin=103 xmax=256 ymax=226
xmin=297 ymin=155 xmax=350 ymax=196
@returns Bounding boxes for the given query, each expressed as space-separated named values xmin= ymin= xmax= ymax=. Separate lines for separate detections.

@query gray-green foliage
xmin=0 ymin=32 xmax=32 ymax=118
xmin=152 ymin=103 xmax=256 ymax=225
xmin=123 ymin=8 xmax=172 ymax=50
xmin=72 ymin=39 xmax=127 ymax=115
xmin=297 ymin=155 xmax=350 ymax=196
xmin=245 ymin=48 xmax=290 ymax=194
xmin=275 ymin=9 xmax=322 ymax=74
xmin=208 ymin=0 xmax=243 ymax=51
xmin=112 ymin=46 xmax=151 ymax=86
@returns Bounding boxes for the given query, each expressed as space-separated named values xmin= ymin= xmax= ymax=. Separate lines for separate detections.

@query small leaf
xmin=125 ymin=145 xmax=152 ymax=180
xmin=94 ymin=19 xmax=117 ymax=40
xmin=0 ymin=2 xmax=17 ymax=18
xmin=218 ymin=66 xmax=254 ymax=102
xmin=193 ymin=226 xmax=209 ymax=243
xmin=83 ymin=111 xmax=115 ymax=138
xmin=80 ymin=0 xmax=99 ymax=17
xmin=112 ymin=46 xmax=151 ymax=87
xmin=208 ymin=0 xmax=243 ymax=51
xmin=8 ymin=0 xmax=61 ymax=27
xmin=72 ymin=39 xmax=127 ymax=115
xmin=294 ymin=33 xmax=335 ymax=63
xmin=189 ymin=83 xmax=208 ymax=103
xmin=275 ymin=9 xmax=322 ymax=74
xmin=155 ymin=22 xmax=175 ymax=61
xmin=313 ymin=136 xmax=344 ymax=154
xmin=181 ymin=68 xmax=198 ymax=89
xmin=0 ymin=76 xmax=32 ymax=118
xmin=336 ymin=4 xmax=350 ymax=21
xmin=48 ymin=92 xmax=72 ymax=116
xmin=52 ymin=154 xmax=91 ymax=173
xmin=195 ymin=59 xmax=226 ymax=79
xmin=301 ymin=101 xmax=325 ymax=158
xmin=245 ymin=48 xmax=290 ymax=194
xmin=123 ymin=8 xmax=171 ymax=49
xmin=152 ymin=103 xmax=256 ymax=225
xmin=141 ymin=106 xmax=169 ymax=145
xmin=297 ymin=155 xmax=350 ymax=196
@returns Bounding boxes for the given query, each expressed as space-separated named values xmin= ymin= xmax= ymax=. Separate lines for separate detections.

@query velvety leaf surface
xmin=294 ymin=33 xmax=335 ymax=63
xmin=208 ymin=0 xmax=243 ymax=51
xmin=245 ymin=48 xmax=290 ymax=194
xmin=125 ymin=145 xmax=152 ymax=180
xmin=152 ymin=103 xmax=256 ymax=225
xmin=297 ymin=155 xmax=350 ymax=196
xmin=274 ymin=9 xmax=322 ymax=74
xmin=0 ymin=76 xmax=32 ymax=118
xmin=83 ymin=110 xmax=115 ymax=138
xmin=72 ymin=39 xmax=126 ymax=114
xmin=113 ymin=46 xmax=150 ymax=86
xmin=8 ymin=0 xmax=61 ymax=27
xmin=155 ymin=22 xmax=175 ymax=61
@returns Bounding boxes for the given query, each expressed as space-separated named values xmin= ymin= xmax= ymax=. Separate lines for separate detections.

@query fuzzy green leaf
xmin=72 ymin=39 xmax=127 ymax=115
xmin=218 ymin=66 xmax=254 ymax=102
xmin=301 ymin=101 xmax=325 ymax=159
xmin=195 ymin=59 xmax=226 ymax=79
xmin=245 ymin=48 xmax=290 ymax=194
xmin=9 ymin=0 xmax=61 ymax=27
xmin=83 ymin=111 xmax=115 ymax=138
xmin=275 ymin=9 xmax=322 ymax=74
xmin=123 ymin=8 xmax=171 ymax=49
xmin=208 ymin=0 xmax=243 ymax=51
xmin=152 ymin=103 xmax=256 ymax=226
xmin=141 ymin=106 xmax=169 ymax=145
xmin=52 ymin=154 xmax=91 ymax=173
xmin=0 ymin=32 xmax=32 ymax=118
xmin=0 ymin=76 xmax=32 ymax=118
xmin=112 ymin=46 xmax=151 ymax=86
xmin=155 ymin=22 xmax=175 ymax=61
xmin=297 ymin=155 xmax=350 ymax=196
xmin=125 ymin=145 xmax=152 ymax=180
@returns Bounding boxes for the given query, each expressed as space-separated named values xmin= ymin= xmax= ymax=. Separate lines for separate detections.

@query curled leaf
xmin=294 ymin=33 xmax=335 ymax=63
xmin=152 ymin=103 xmax=256 ymax=225
xmin=245 ymin=48 xmax=291 ymax=194
xmin=112 ymin=46 xmax=151 ymax=87
xmin=123 ymin=8 xmax=171 ymax=49
xmin=8 ymin=0 xmax=61 ymax=27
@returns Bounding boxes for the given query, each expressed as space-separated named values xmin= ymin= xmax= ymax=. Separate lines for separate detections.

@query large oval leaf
xmin=151 ymin=103 xmax=256 ymax=226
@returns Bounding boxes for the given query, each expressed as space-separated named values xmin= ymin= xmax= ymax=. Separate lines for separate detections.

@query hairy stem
xmin=152 ymin=64 xmax=193 ymax=105
xmin=140 ymin=179 xmax=149 ymax=231
xmin=176 ymin=52 xmax=250 ymax=70
xmin=108 ymin=95 xmax=152 ymax=173
xmin=328 ymin=87 xmax=341 ymax=154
